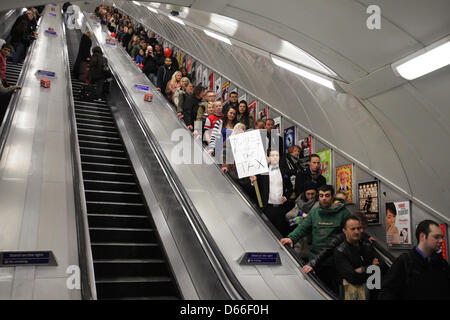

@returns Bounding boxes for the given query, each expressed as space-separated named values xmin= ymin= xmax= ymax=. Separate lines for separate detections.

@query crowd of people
xmin=0 ymin=7 xmax=44 ymax=125
xmin=79 ymin=4 xmax=450 ymax=300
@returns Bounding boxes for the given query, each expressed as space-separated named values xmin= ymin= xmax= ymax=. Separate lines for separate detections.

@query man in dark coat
xmin=73 ymin=31 xmax=92 ymax=79
xmin=380 ymin=220 xmax=450 ymax=300
xmin=294 ymin=154 xmax=326 ymax=198
xmin=156 ymin=56 xmax=175 ymax=97
xmin=182 ymin=84 xmax=204 ymax=130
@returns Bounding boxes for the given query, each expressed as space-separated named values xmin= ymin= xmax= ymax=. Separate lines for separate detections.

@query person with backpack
xmin=379 ymin=219 xmax=450 ymax=300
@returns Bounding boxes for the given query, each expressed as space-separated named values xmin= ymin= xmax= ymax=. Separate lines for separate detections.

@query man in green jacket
xmin=281 ymin=184 xmax=351 ymax=294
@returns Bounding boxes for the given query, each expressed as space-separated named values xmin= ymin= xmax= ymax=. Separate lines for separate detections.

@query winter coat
xmin=287 ymin=202 xmax=351 ymax=263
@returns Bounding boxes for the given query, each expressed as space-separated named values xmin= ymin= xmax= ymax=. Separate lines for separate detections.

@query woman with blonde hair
xmin=165 ymin=70 xmax=182 ymax=103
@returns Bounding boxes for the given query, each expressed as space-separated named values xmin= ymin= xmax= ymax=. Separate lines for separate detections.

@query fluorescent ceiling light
xmin=132 ymin=1 xmax=141 ymax=6
xmin=207 ymin=13 xmax=238 ymax=36
xmin=147 ymin=6 xmax=158 ymax=14
xmin=204 ymin=30 xmax=232 ymax=45
xmin=277 ymin=40 xmax=336 ymax=77
xmin=272 ymin=55 xmax=335 ymax=90
xmin=150 ymin=3 xmax=160 ymax=8
xmin=168 ymin=15 xmax=185 ymax=25
xmin=393 ymin=37 xmax=450 ymax=80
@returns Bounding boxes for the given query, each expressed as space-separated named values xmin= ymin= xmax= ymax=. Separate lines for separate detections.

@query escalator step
xmin=89 ymin=227 xmax=156 ymax=243
xmin=79 ymin=146 xmax=125 ymax=156
xmin=95 ymin=277 xmax=177 ymax=300
xmin=93 ymin=259 xmax=169 ymax=278
xmin=91 ymin=243 xmax=163 ymax=260
xmin=79 ymin=140 xmax=124 ymax=151
xmin=84 ymin=190 xmax=142 ymax=203
xmin=82 ymin=170 xmax=135 ymax=182
xmin=77 ymin=128 xmax=120 ymax=138
xmin=82 ymin=162 xmax=132 ymax=174
xmin=81 ymin=154 xmax=129 ymax=165
xmin=86 ymin=201 xmax=146 ymax=215
xmin=78 ymin=133 xmax=121 ymax=144
xmin=88 ymin=213 xmax=150 ymax=228
xmin=84 ymin=180 xmax=138 ymax=192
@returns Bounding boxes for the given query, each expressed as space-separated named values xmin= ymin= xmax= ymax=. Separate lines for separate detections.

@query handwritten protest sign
xmin=229 ymin=130 xmax=268 ymax=178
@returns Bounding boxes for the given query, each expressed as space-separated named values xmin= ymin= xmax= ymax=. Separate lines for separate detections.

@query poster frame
xmin=358 ymin=180 xmax=381 ymax=225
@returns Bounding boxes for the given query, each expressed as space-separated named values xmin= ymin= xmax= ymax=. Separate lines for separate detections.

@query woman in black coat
xmin=88 ymin=46 xmax=106 ymax=100
xmin=73 ymin=31 xmax=92 ymax=79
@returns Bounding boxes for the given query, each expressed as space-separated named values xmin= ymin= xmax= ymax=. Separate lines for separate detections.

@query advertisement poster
xmin=177 ymin=51 xmax=183 ymax=69
xmin=248 ymin=100 xmax=257 ymax=128
xmin=202 ymin=67 xmax=208 ymax=87
xmin=358 ymin=181 xmax=379 ymax=224
xmin=284 ymin=126 xmax=295 ymax=154
xmin=273 ymin=116 xmax=281 ymax=135
xmin=297 ymin=135 xmax=313 ymax=170
xmin=209 ymin=72 xmax=214 ymax=91
xmin=182 ymin=54 xmax=187 ymax=69
xmin=186 ymin=56 xmax=192 ymax=73
xmin=196 ymin=64 xmax=202 ymax=86
xmin=440 ymin=224 xmax=447 ymax=261
xmin=335 ymin=164 xmax=353 ymax=203
xmin=214 ymin=76 xmax=221 ymax=93
xmin=386 ymin=201 xmax=412 ymax=246
xmin=258 ymin=105 xmax=268 ymax=122
xmin=222 ymin=81 xmax=230 ymax=102
xmin=317 ymin=149 xmax=332 ymax=184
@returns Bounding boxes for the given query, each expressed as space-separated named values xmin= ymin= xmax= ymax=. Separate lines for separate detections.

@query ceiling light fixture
xmin=168 ymin=15 xmax=185 ymax=25
xmin=204 ymin=30 xmax=232 ymax=45
xmin=271 ymin=55 xmax=335 ymax=90
xmin=392 ymin=36 xmax=450 ymax=80
xmin=147 ymin=6 xmax=158 ymax=14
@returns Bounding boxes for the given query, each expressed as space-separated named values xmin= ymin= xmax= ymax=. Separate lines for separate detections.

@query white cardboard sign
xmin=229 ymin=130 xmax=268 ymax=178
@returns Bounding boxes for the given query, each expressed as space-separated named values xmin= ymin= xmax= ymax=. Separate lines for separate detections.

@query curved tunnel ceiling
xmin=2 ymin=0 xmax=449 ymax=221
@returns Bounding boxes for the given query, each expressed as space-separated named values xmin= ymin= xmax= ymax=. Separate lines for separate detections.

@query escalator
xmin=5 ymin=60 xmax=23 ymax=87
xmin=67 ymin=38 xmax=181 ymax=300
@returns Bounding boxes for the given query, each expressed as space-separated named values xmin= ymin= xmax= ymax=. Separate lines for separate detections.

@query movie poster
xmin=196 ymin=64 xmax=202 ymax=86
xmin=248 ymin=100 xmax=257 ymax=128
xmin=209 ymin=72 xmax=214 ymax=91
xmin=284 ymin=126 xmax=295 ymax=153
xmin=317 ymin=149 xmax=332 ymax=184
xmin=386 ymin=201 xmax=412 ymax=246
xmin=258 ymin=105 xmax=268 ymax=122
xmin=273 ymin=116 xmax=281 ymax=135
xmin=202 ymin=67 xmax=208 ymax=87
xmin=182 ymin=54 xmax=187 ymax=69
xmin=335 ymin=164 xmax=353 ymax=203
xmin=186 ymin=56 xmax=192 ymax=73
xmin=178 ymin=51 xmax=183 ymax=69
xmin=297 ymin=135 xmax=313 ymax=170
xmin=440 ymin=224 xmax=448 ymax=261
xmin=222 ymin=81 xmax=230 ymax=102
xmin=358 ymin=181 xmax=379 ymax=224
xmin=214 ymin=76 xmax=221 ymax=93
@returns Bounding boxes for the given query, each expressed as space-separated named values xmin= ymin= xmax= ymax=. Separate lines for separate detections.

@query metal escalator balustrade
xmin=68 ymin=56 xmax=181 ymax=300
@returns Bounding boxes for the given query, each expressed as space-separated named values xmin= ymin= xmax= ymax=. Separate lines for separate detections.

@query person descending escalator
xmin=88 ymin=46 xmax=108 ymax=101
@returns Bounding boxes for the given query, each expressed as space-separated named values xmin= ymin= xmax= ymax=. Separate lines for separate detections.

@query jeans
xmin=12 ymin=42 xmax=26 ymax=64
xmin=147 ymin=73 xmax=157 ymax=86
